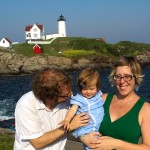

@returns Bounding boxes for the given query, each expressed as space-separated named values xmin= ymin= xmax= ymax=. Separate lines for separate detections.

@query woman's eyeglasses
xmin=113 ymin=74 xmax=135 ymax=82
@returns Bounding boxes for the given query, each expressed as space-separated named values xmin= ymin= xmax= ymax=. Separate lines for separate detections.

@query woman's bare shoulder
xmin=102 ymin=93 xmax=108 ymax=101
xmin=142 ymin=102 xmax=150 ymax=114
xmin=139 ymin=102 xmax=150 ymax=123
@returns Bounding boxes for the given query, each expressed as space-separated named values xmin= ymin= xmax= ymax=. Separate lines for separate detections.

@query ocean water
xmin=0 ymin=67 xmax=149 ymax=126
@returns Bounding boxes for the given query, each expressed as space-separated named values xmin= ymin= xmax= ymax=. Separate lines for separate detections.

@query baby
xmin=59 ymin=67 xmax=104 ymax=150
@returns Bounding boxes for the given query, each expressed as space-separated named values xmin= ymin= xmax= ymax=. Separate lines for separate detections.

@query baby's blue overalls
xmin=70 ymin=91 xmax=104 ymax=150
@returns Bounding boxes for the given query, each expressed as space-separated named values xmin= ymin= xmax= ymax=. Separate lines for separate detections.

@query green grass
xmin=0 ymin=134 xmax=14 ymax=150
xmin=0 ymin=37 xmax=150 ymax=59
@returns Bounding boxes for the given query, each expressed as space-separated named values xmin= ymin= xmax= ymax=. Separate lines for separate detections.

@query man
xmin=14 ymin=67 xmax=89 ymax=150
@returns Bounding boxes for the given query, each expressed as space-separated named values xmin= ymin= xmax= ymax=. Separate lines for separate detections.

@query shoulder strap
xmin=103 ymin=93 xmax=114 ymax=111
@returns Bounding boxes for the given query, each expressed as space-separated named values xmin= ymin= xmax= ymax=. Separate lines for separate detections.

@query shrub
xmin=62 ymin=49 xmax=99 ymax=58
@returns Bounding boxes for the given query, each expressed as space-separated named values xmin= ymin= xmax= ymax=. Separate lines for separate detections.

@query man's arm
xmin=30 ymin=112 xmax=90 ymax=149
xmin=30 ymin=126 xmax=67 ymax=149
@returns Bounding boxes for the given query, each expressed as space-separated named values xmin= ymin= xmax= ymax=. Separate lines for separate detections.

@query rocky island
xmin=0 ymin=51 xmax=150 ymax=75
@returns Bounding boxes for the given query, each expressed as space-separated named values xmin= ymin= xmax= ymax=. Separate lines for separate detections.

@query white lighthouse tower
xmin=57 ymin=14 xmax=66 ymax=37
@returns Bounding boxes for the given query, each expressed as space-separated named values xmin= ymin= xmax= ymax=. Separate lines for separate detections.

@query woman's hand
xmin=83 ymin=132 xmax=102 ymax=148
xmin=84 ymin=135 xmax=119 ymax=150
xmin=70 ymin=112 xmax=90 ymax=131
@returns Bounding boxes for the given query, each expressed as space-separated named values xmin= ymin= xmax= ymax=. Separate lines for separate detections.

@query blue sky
xmin=0 ymin=0 xmax=150 ymax=44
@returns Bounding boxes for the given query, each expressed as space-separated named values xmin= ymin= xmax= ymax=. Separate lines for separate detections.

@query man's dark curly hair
xmin=32 ymin=67 xmax=72 ymax=104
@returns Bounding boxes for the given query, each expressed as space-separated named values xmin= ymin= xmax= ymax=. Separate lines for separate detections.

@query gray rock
xmin=0 ymin=52 xmax=149 ymax=75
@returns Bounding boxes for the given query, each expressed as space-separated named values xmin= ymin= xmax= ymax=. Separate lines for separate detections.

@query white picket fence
xmin=28 ymin=37 xmax=57 ymax=44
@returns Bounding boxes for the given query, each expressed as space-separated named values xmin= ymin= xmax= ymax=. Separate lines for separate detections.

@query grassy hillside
xmin=0 ymin=37 xmax=150 ymax=59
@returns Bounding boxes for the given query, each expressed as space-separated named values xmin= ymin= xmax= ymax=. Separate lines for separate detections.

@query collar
xmin=36 ymin=99 xmax=69 ymax=114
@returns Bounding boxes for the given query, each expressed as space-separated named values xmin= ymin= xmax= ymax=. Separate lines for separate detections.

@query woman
xmin=83 ymin=56 xmax=150 ymax=150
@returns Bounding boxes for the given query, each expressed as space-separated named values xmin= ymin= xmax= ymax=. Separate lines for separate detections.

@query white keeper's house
xmin=0 ymin=38 xmax=12 ymax=48
xmin=25 ymin=15 xmax=66 ymax=42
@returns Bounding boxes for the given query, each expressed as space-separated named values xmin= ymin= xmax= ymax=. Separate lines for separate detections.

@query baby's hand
xmin=63 ymin=120 xmax=70 ymax=130
xmin=58 ymin=120 xmax=70 ymax=130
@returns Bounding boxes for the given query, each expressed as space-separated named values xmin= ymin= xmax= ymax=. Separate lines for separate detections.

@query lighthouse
xmin=57 ymin=15 xmax=66 ymax=37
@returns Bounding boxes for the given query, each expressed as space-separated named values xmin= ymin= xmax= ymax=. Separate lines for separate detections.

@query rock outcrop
xmin=0 ymin=52 xmax=111 ymax=74
xmin=0 ymin=52 xmax=149 ymax=75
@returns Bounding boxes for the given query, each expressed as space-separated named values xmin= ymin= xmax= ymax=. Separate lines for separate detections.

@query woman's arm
xmin=139 ymin=102 xmax=150 ymax=149
xmin=83 ymin=134 xmax=150 ymax=150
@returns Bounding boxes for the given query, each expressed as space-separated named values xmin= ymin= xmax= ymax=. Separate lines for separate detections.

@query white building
xmin=25 ymin=15 xmax=66 ymax=42
xmin=25 ymin=23 xmax=45 ymax=41
xmin=0 ymin=38 xmax=12 ymax=48
xmin=58 ymin=14 xmax=66 ymax=37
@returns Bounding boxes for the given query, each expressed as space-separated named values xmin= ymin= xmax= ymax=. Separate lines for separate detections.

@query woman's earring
xmin=111 ymin=84 xmax=114 ymax=87
xmin=135 ymin=85 xmax=139 ymax=92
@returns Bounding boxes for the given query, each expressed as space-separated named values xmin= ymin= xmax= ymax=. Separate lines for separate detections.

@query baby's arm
xmin=59 ymin=104 xmax=79 ymax=130
xmin=65 ymin=104 xmax=79 ymax=121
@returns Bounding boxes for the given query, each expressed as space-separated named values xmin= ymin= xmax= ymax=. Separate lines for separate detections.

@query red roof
xmin=25 ymin=25 xmax=33 ymax=31
xmin=33 ymin=44 xmax=44 ymax=54
xmin=25 ymin=23 xmax=43 ymax=31
xmin=33 ymin=44 xmax=43 ymax=49
xmin=4 ymin=38 xmax=12 ymax=44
